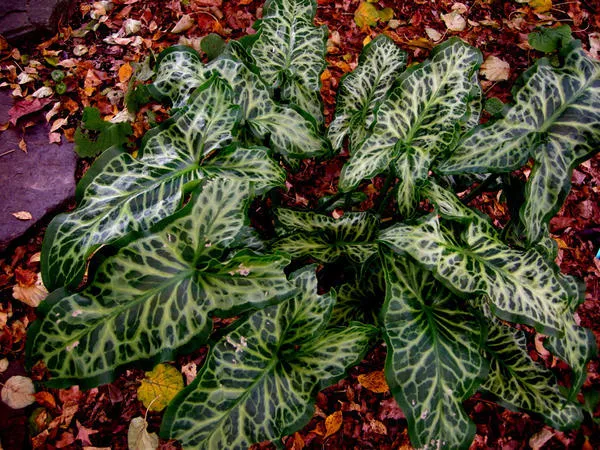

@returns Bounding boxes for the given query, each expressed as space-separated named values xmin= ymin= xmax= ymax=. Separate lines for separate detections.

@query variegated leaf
xmin=381 ymin=250 xmax=486 ymax=449
xmin=251 ymin=0 xmax=327 ymax=122
xmin=330 ymin=265 xmax=385 ymax=326
xmin=379 ymin=214 xmax=573 ymax=336
xmin=482 ymin=321 xmax=583 ymax=430
xmin=147 ymin=46 xmax=207 ymax=107
xmin=273 ymin=209 xmax=379 ymax=263
xmin=42 ymin=77 xmax=284 ymax=290
xmin=328 ymin=35 xmax=407 ymax=151
xmin=161 ymin=267 xmax=377 ymax=449
xmin=148 ymin=47 xmax=328 ymax=158
xmin=339 ymin=38 xmax=482 ymax=213
xmin=42 ymin=77 xmax=238 ymax=290
xmin=28 ymin=179 xmax=295 ymax=387
xmin=438 ymin=43 xmax=600 ymax=243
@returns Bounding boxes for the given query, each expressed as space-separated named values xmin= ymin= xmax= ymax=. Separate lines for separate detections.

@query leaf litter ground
xmin=0 ymin=0 xmax=599 ymax=448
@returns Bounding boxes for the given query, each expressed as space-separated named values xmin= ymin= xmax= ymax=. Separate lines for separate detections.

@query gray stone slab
xmin=0 ymin=92 xmax=76 ymax=250
xmin=0 ymin=0 xmax=76 ymax=45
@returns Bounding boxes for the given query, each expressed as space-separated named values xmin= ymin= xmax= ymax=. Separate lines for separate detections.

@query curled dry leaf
xmin=324 ymin=410 xmax=343 ymax=439
xmin=1 ymin=375 xmax=35 ymax=409
xmin=357 ymin=370 xmax=389 ymax=393
xmin=480 ymin=55 xmax=510 ymax=81
xmin=127 ymin=417 xmax=159 ymax=450
xmin=13 ymin=272 xmax=48 ymax=307
xmin=172 ymin=14 xmax=195 ymax=34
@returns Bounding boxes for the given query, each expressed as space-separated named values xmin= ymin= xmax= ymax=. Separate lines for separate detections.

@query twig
xmin=0 ymin=149 xmax=16 ymax=158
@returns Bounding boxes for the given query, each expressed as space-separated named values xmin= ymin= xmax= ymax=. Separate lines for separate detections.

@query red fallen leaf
xmin=34 ymin=391 xmax=57 ymax=409
xmin=8 ymin=98 xmax=52 ymax=126
xmin=55 ymin=431 xmax=75 ymax=448
xmin=14 ymin=267 xmax=37 ymax=286
xmin=76 ymin=420 xmax=99 ymax=446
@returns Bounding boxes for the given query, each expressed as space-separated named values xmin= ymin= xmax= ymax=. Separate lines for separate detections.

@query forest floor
xmin=1 ymin=0 xmax=599 ymax=448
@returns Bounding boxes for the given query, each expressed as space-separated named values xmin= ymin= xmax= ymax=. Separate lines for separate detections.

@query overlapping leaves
xmin=28 ymin=178 xmax=295 ymax=387
xmin=42 ymin=76 xmax=285 ymax=291
xmin=438 ymin=42 xmax=600 ymax=243
xmin=273 ymin=209 xmax=379 ymax=263
xmin=250 ymin=0 xmax=328 ymax=122
xmin=381 ymin=250 xmax=486 ymax=449
xmin=148 ymin=46 xmax=328 ymax=158
xmin=339 ymin=38 xmax=482 ymax=214
xmin=161 ymin=267 xmax=377 ymax=449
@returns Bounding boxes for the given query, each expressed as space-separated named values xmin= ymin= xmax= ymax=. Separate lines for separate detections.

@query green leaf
xmin=339 ymin=38 xmax=482 ymax=214
xmin=210 ymin=57 xmax=329 ymax=158
xmin=161 ymin=267 xmax=377 ymax=449
xmin=273 ymin=209 xmax=379 ymax=263
xmin=42 ymin=76 xmax=283 ymax=291
xmin=484 ymin=97 xmax=505 ymax=116
xmin=28 ymin=178 xmax=295 ymax=387
xmin=438 ymin=43 xmax=600 ymax=243
xmin=330 ymin=265 xmax=385 ymax=326
xmin=147 ymin=46 xmax=207 ymax=107
xmin=528 ymin=25 xmax=572 ymax=53
xmin=379 ymin=213 xmax=573 ymax=336
xmin=381 ymin=250 xmax=486 ymax=449
xmin=481 ymin=321 xmax=583 ymax=430
xmin=147 ymin=47 xmax=328 ymax=158
xmin=328 ymin=35 xmax=407 ymax=152
xmin=74 ymin=107 xmax=133 ymax=158
xmin=250 ymin=0 xmax=328 ymax=122
xmin=201 ymin=33 xmax=226 ymax=60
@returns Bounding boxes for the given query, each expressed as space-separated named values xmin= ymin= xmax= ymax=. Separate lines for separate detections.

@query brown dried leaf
xmin=11 ymin=211 xmax=33 ymax=221
xmin=358 ymin=370 xmax=389 ymax=393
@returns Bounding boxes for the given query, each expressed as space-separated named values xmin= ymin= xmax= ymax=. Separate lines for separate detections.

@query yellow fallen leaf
xmin=480 ymin=55 xmax=510 ymax=81
xmin=529 ymin=0 xmax=552 ymax=13
xmin=1 ymin=375 xmax=35 ymax=409
xmin=18 ymin=138 xmax=27 ymax=153
xmin=118 ymin=62 xmax=134 ymax=83
xmin=358 ymin=370 xmax=389 ymax=393
xmin=137 ymin=363 xmax=184 ymax=411
xmin=12 ymin=211 xmax=32 ymax=220
xmin=324 ymin=410 xmax=343 ymax=438
xmin=355 ymin=2 xmax=380 ymax=29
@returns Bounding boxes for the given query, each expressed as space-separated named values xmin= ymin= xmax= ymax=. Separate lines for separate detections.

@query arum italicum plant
xmin=26 ymin=0 xmax=599 ymax=448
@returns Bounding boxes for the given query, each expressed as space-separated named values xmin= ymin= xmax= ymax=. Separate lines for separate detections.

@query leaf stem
xmin=461 ymin=174 xmax=497 ymax=205
xmin=376 ymin=172 xmax=396 ymax=215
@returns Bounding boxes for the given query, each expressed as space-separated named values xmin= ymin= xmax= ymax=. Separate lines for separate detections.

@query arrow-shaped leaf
xmin=381 ymin=250 xmax=486 ymax=449
xmin=28 ymin=178 xmax=295 ymax=387
xmin=161 ymin=267 xmax=377 ymax=449
xmin=438 ymin=43 xmax=600 ymax=243
xmin=328 ymin=35 xmax=407 ymax=151
xmin=339 ymin=38 xmax=482 ymax=214
xmin=250 ymin=0 xmax=328 ymax=122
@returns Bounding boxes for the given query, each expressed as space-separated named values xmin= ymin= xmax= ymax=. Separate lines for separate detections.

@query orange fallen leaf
xmin=369 ymin=418 xmax=388 ymax=435
xmin=34 ymin=391 xmax=57 ymax=409
xmin=118 ymin=62 xmax=134 ymax=83
xmin=12 ymin=211 xmax=33 ymax=221
xmin=358 ymin=370 xmax=389 ymax=393
xmin=18 ymin=137 xmax=27 ymax=153
xmin=324 ymin=410 xmax=343 ymax=438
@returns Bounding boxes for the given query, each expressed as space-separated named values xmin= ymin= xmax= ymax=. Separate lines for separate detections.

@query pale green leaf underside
xmin=42 ymin=77 xmax=285 ymax=290
xmin=328 ymin=35 xmax=407 ymax=151
xmin=482 ymin=321 xmax=583 ymax=430
xmin=161 ymin=267 xmax=377 ymax=449
xmin=273 ymin=209 xmax=379 ymax=263
xmin=251 ymin=0 xmax=327 ymax=122
xmin=379 ymin=214 xmax=572 ymax=336
xmin=30 ymin=179 xmax=295 ymax=386
xmin=382 ymin=251 xmax=486 ymax=450
xmin=438 ymin=45 xmax=600 ymax=243
xmin=339 ymin=38 xmax=482 ymax=197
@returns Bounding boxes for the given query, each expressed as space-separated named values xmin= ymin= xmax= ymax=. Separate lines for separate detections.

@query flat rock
xmin=0 ymin=90 xmax=77 ymax=250
xmin=0 ymin=0 xmax=76 ymax=45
